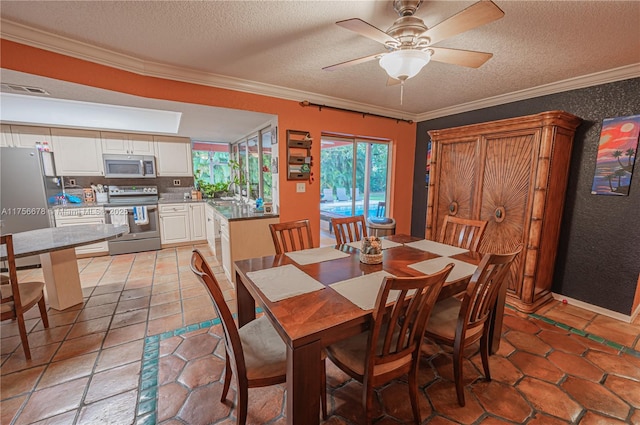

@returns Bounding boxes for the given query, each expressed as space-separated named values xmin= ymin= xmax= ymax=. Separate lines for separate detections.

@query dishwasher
xmin=104 ymin=185 xmax=161 ymax=255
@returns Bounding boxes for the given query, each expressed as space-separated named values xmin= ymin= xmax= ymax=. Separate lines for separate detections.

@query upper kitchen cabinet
xmin=51 ymin=128 xmax=104 ymax=176
xmin=154 ymin=135 xmax=193 ymax=177
xmin=101 ymin=131 xmax=155 ymax=155
xmin=1 ymin=125 xmax=52 ymax=149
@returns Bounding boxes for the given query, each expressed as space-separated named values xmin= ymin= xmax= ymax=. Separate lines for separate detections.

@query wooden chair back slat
xmin=332 ymin=215 xmax=367 ymax=245
xmin=269 ymin=220 xmax=313 ymax=254
xmin=190 ymin=249 xmax=247 ymax=379
xmin=438 ymin=215 xmax=488 ymax=252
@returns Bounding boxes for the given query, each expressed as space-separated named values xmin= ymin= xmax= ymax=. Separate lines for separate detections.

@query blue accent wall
xmin=412 ymin=78 xmax=640 ymax=315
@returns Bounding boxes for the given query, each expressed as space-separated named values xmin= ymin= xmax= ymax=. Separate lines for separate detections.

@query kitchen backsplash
xmin=63 ymin=176 xmax=195 ymax=194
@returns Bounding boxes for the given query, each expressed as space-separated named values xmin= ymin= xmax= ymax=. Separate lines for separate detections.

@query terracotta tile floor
xmin=1 ymin=244 xmax=639 ymax=425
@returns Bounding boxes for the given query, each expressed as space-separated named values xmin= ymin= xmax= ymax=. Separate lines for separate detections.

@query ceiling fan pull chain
xmin=400 ymin=80 xmax=404 ymax=105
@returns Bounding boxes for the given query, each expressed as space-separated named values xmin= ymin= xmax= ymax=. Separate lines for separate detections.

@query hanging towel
xmin=109 ymin=208 xmax=128 ymax=227
xmin=133 ymin=206 xmax=149 ymax=225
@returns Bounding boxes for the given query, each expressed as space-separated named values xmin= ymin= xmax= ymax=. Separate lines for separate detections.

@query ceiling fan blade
xmin=336 ymin=18 xmax=398 ymax=46
xmin=423 ymin=0 xmax=505 ymax=46
xmin=429 ymin=47 xmax=493 ymax=68
xmin=322 ymin=52 xmax=384 ymax=71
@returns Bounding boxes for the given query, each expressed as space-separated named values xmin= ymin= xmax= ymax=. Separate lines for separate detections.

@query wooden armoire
xmin=426 ymin=111 xmax=582 ymax=313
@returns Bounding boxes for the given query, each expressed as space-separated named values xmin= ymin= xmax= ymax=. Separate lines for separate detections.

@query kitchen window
xmin=192 ymin=141 xmax=231 ymax=186
xmin=231 ymin=126 xmax=273 ymax=202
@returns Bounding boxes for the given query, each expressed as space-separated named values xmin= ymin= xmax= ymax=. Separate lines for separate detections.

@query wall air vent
xmin=1 ymin=83 xmax=50 ymax=95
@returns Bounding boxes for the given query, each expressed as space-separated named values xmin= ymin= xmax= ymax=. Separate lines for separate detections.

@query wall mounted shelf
xmin=286 ymin=129 xmax=312 ymax=181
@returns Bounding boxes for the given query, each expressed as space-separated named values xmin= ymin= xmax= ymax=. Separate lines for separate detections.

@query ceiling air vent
xmin=1 ymin=83 xmax=50 ymax=95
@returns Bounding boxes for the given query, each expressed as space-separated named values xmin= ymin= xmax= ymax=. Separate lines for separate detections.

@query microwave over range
xmin=103 ymin=154 xmax=156 ymax=178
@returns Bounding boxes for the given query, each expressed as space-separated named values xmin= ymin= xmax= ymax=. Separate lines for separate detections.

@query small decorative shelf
xmin=286 ymin=129 xmax=312 ymax=180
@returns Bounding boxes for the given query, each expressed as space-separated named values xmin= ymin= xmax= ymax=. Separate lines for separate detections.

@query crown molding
xmin=0 ymin=19 xmax=417 ymax=122
xmin=3 ymin=19 xmax=638 ymax=125
xmin=416 ymin=64 xmax=640 ymax=122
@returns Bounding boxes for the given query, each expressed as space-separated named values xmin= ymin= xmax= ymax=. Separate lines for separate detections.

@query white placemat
xmin=346 ymin=239 xmax=403 ymax=250
xmin=285 ymin=246 xmax=350 ymax=265
xmin=246 ymin=264 xmax=325 ymax=302
xmin=408 ymin=257 xmax=477 ymax=282
xmin=329 ymin=271 xmax=397 ymax=310
xmin=405 ymin=239 xmax=469 ymax=257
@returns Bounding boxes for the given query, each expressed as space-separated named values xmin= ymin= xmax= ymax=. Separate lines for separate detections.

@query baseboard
xmin=551 ymin=293 xmax=633 ymax=323
xmin=632 ymin=304 xmax=640 ymax=324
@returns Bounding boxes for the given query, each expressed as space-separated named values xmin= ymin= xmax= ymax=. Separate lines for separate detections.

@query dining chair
xmin=423 ymin=246 xmax=522 ymax=406
xmin=438 ymin=215 xmax=488 ymax=252
xmin=190 ymin=249 xmax=287 ymax=424
xmin=269 ymin=219 xmax=313 ymax=254
xmin=332 ymin=215 xmax=367 ymax=245
xmin=325 ymin=264 xmax=454 ymax=424
xmin=1 ymin=234 xmax=50 ymax=360
xmin=191 ymin=249 xmax=327 ymax=422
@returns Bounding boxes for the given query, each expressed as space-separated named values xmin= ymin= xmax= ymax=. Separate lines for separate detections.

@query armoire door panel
xmin=480 ymin=133 xmax=538 ymax=296
xmin=431 ymin=140 xmax=478 ymax=238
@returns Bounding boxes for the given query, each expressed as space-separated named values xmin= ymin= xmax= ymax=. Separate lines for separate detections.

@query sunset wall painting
xmin=591 ymin=114 xmax=640 ymax=196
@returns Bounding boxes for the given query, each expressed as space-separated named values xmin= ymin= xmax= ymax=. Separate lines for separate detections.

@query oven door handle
xmin=105 ymin=205 xmax=158 ymax=213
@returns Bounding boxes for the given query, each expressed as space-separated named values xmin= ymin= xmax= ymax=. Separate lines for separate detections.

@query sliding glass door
xmin=320 ymin=135 xmax=390 ymax=222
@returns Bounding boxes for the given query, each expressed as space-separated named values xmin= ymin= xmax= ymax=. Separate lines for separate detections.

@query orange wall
xmin=1 ymin=40 xmax=417 ymax=243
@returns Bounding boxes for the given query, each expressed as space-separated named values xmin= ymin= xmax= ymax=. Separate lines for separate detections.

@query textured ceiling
xmin=1 ymin=0 xmax=639 ymax=141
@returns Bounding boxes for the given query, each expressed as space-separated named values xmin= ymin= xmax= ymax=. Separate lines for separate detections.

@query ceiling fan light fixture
xmin=379 ymin=49 xmax=431 ymax=80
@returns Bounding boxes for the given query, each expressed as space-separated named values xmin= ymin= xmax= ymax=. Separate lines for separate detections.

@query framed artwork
xmin=590 ymin=114 xmax=640 ymax=196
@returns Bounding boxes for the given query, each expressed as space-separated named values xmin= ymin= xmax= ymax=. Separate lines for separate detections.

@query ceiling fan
xmin=323 ymin=0 xmax=505 ymax=84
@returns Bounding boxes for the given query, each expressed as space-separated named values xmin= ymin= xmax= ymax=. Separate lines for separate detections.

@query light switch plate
xmin=296 ymin=182 xmax=305 ymax=193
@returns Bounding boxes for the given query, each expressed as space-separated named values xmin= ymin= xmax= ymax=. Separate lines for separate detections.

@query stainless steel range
xmin=104 ymin=185 xmax=161 ymax=255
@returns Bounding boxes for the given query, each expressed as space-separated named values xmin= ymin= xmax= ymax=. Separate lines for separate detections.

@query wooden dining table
xmin=234 ymin=234 xmax=484 ymax=425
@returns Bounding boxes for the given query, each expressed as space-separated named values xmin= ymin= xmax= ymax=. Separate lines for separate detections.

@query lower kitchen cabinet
xmin=218 ymin=216 xmax=279 ymax=284
xmin=205 ymin=203 xmax=218 ymax=255
xmin=53 ymin=207 xmax=108 ymax=256
xmin=159 ymin=202 xmax=206 ymax=245
xmin=189 ymin=203 xmax=206 ymax=241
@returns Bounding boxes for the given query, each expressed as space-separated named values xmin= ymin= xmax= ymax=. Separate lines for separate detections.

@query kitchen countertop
xmin=1 ymin=224 xmax=128 ymax=258
xmin=205 ymin=200 xmax=279 ymax=221
xmin=50 ymin=202 xmax=107 ymax=209
xmin=158 ymin=198 xmax=204 ymax=204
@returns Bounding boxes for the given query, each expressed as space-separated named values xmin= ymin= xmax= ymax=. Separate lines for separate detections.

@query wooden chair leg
xmin=453 ymin=344 xmax=465 ymax=407
xmin=221 ymin=355 xmax=232 ymax=402
xmin=480 ymin=330 xmax=492 ymax=381
xmin=38 ymin=297 xmax=49 ymax=328
xmin=16 ymin=313 xmax=31 ymax=360
xmin=236 ymin=381 xmax=248 ymax=425
xmin=408 ymin=365 xmax=421 ymax=424
xmin=320 ymin=357 xmax=328 ymax=419
xmin=363 ymin=381 xmax=374 ymax=425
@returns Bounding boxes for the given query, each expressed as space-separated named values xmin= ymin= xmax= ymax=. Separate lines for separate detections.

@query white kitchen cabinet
xmin=53 ymin=207 xmax=108 ymax=256
xmin=1 ymin=125 xmax=52 ymax=149
xmin=101 ymin=131 xmax=154 ymax=155
xmin=205 ymin=203 xmax=218 ymax=255
xmin=51 ymin=128 xmax=104 ymax=176
xmin=154 ymin=135 xmax=193 ymax=176
xmin=159 ymin=203 xmax=190 ymax=244
xmin=217 ymin=215 xmax=279 ymax=284
xmin=189 ymin=203 xmax=206 ymax=241
xmin=220 ymin=219 xmax=232 ymax=281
